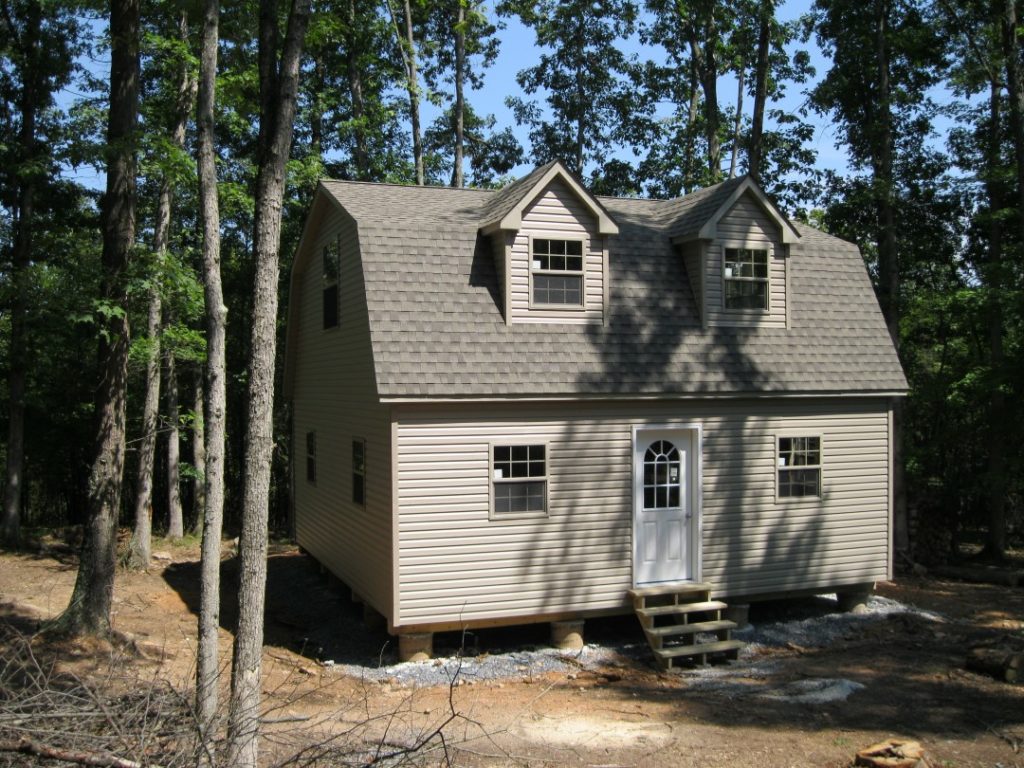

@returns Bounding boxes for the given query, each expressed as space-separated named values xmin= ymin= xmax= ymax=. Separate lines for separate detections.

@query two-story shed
xmin=283 ymin=161 xmax=907 ymax=662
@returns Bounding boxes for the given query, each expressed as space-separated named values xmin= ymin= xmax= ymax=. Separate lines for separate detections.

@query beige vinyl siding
xmin=393 ymin=399 xmax=890 ymax=628
xmin=290 ymin=206 xmax=393 ymax=621
xmin=704 ymin=193 xmax=787 ymax=328
xmin=491 ymin=230 xmax=510 ymax=323
xmin=680 ymin=241 xmax=704 ymax=321
xmin=509 ymin=179 xmax=604 ymax=324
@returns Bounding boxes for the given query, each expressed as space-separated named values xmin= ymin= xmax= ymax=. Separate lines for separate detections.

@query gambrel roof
xmin=298 ymin=175 xmax=906 ymax=400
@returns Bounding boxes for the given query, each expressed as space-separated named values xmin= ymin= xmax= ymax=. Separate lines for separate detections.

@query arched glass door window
xmin=643 ymin=440 xmax=681 ymax=509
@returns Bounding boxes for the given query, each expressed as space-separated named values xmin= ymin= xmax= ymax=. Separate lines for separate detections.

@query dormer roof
xmin=663 ymin=175 xmax=801 ymax=244
xmin=478 ymin=159 xmax=619 ymax=236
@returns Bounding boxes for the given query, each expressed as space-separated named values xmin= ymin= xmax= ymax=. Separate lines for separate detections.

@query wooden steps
xmin=629 ymin=583 xmax=744 ymax=670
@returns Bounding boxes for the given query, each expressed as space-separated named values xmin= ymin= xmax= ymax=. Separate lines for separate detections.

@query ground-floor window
xmin=777 ymin=435 xmax=821 ymax=498
xmin=491 ymin=444 xmax=547 ymax=517
xmin=352 ymin=438 xmax=366 ymax=505
xmin=306 ymin=431 xmax=316 ymax=484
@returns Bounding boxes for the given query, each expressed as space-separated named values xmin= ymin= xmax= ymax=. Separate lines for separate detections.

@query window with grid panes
xmin=723 ymin=247 xmax=769 ymax=310
xmin=305 ymin=432 xmax=316 ymax=483
xmin=531 ymin=238 xmax=584 ymax=306
xmin=352 ymin=439 xmax=366 ymax=505
xmin=492 ymin=444 xmax=547 ymax=516
xmin=777 ymin=436 xmax=821 ymax=498
xmin=322 ymin=237 xmax=340 ymax=328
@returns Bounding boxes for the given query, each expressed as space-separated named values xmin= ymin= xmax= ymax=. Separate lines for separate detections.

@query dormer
xmin=480 ymin=161 xmax=619 ymax=325
xmin=667 ymin=176 xmax=800 ymax=330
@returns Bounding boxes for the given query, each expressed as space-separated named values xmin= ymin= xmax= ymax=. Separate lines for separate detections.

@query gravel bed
xmin=736 ymin=593 xmax=944 ymax=652
xmin=316 ymin=593 xmax=943 ymax=689
xmin=325 ymin=641 xmax=649 ymax=687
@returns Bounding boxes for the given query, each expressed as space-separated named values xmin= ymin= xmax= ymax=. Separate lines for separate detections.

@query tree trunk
xmin=1001 ymin=0 xmax=1024 ymax=243
xmin=452 ymin=0 xmax=466 ymax=187
xmin=165 ymin=348 xmax=183 ymax=539
xmin=571 ymin=11 xmax=586 ymax=174
xmin=747 ymin=2 xmax=771 ymax=181
xmin=127 ymin=280 xmax=159 ymax=567
xmin=51 ymin=0 xmax=139 ymax=637
xmin=870 ymin=0 xmax=908 ymax=556
xmin=2 ymin=3 xmax=43 ymax=549
xmin=195 ymin=0 xmax=226 ymax=740
xmin=129 ymin=16 xmax=193 ymax=565
xmin=688 ymin=9 xmax=721 ymax=184
xmin=225 ymin=0 xmax=310 ymax=764
xmin=404 ymin=0 xmax=424 ymax=184
xmin=874 ymin=0 xmax=898 ymax=346
xmin=191 ymin=368 xmax=206 ymax=536
xmin=702 ymin=40 xmax=721 ymax=183
xmin=983 ymin=77 xmax=1007 ymax=560
xmin=684 ymin=56 xmax=700 ymax=194
xmin=346 ymin=0 xmax=368 ymax=178
xmin=729 ymin=62 xmax=745 ymax=178
xmin=387 ymin=0 xmax=423 ymax=184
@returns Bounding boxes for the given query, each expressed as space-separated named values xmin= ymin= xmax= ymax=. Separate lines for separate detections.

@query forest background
xmin=1 ymin=0 xmax=1022 ymax=595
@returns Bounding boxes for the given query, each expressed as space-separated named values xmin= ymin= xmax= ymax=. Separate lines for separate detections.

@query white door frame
xmin=631 ymin=423 xmax=703 ymax=587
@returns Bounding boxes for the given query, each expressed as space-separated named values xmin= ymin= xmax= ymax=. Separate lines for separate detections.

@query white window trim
xmin=488 ymin=440 xmax=550 ymax=521
xmin=775 ymin=432 xmax=823 ymax=503
xmin=721 ymin=242 xmax=772 ymax=314
xmin=528 ymin=234 xmax=587 ymax=311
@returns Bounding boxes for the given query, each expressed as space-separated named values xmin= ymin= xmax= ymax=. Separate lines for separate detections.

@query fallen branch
xmin=261 ymin=714 xmax=312 ymax=724
xmin=0 ymin=737 xmax=161 ymax=768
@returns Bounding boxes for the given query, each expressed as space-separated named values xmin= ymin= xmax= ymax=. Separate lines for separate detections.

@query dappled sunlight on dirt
xmin=2 ymin=541 xmax=1024 ymax=767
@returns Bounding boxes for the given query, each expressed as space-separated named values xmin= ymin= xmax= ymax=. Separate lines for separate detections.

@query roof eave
xmin=380 ymin=388 xmax=909 ymax=404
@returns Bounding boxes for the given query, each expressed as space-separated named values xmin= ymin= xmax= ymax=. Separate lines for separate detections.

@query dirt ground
xmin=1 ymin=538 xmax=1023 ymax=767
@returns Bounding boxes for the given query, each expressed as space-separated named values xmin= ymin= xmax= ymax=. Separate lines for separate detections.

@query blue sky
xmin=66 ymin=0 xmax=857 ymax=192
xmin=456 ymin=0 xmax=854 ymax=179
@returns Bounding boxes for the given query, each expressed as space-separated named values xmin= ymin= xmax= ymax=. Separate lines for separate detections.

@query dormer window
xmin=724 ymin=247 xmax=769 ymax=311
xmin=531 ymin=238 xmax=584 ymax=307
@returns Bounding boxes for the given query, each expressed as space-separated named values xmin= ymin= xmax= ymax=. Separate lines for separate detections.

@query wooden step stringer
xmin=629 ymin=583 xmax=743 ymax=670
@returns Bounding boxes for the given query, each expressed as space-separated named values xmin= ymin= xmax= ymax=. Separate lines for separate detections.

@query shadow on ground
xmin=161 ymin=548 xmax=659 ymax=668
xmin=161 ymin=551 xmax=396 ymax=666
xmin=160 ymin=549 xmax=1024 ymax=745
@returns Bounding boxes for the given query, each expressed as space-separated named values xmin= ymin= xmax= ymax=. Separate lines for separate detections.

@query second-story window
xmin=322 ymin=237 xmax=339 ymax=328
xmin=531 ymin=238 xmax=584 ymax=307
xmin=723 ymin=247 xmax=769 ymax=310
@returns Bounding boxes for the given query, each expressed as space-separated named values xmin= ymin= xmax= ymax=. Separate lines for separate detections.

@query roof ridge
xmin=321 ymin=178 xmax=497 ymax=193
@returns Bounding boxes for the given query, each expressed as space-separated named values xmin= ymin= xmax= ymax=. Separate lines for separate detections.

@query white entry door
xmin=634 ymin=429 xmax=696 ymax=585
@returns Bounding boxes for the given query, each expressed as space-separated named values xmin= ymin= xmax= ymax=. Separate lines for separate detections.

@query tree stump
xmin=854 ymin=739 xmax=931 ymax=768
xmin=965 ymin=646 xmax=1022 ymax=684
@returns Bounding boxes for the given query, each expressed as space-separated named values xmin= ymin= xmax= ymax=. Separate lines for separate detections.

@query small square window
xmin=778 ymin=436 xmax=821 ymax=498
xmin=306 ymin=431 xmax=316 ymax=484
xmin=492 ymin=444 xmax=547 ymax=517
xmin=352 ymin=438 xmax=366 ymax=505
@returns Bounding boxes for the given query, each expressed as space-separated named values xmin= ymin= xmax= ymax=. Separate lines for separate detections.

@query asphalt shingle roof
xmin=317 ymin=177 xmax=907 ymax=399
